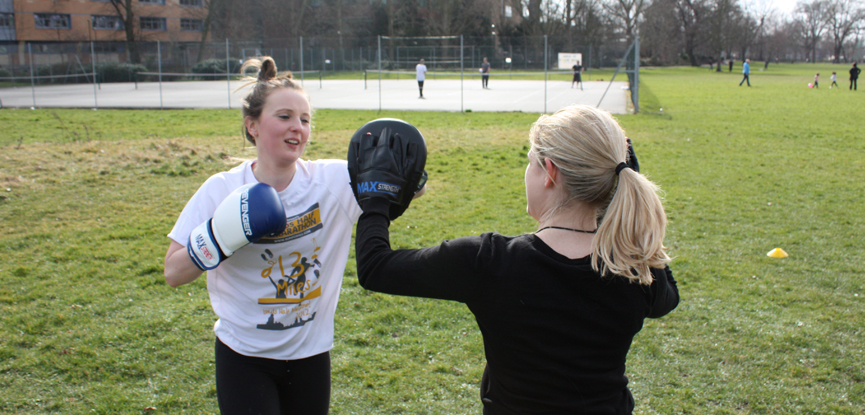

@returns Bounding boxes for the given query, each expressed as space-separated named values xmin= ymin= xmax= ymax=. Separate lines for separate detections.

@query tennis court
xmin=0 ymin=76 xmax=629 ymax=114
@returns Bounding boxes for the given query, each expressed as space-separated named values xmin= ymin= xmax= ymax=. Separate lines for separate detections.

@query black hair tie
xmin=615 ymin=162 xmax=629 ymax=176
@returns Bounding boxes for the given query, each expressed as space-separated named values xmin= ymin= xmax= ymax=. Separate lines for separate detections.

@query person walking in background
xmin=480 ymin=57 xmax=491 ymax=89
xmin=164 ymin=56 xmax=365 ymax=415
xmin=416 ymin=58 xmax=428 ymax=98
xmin=729 ymin=59 xmax=734 ymax=72
xmin=571 ymin=61 xmax=584 ymax=89
xmin=352 ymin=105 xmax=679 ymax=415
xmin=813 ymin=73 xmax=819 ymax=88
xmin=850 ymin=63 xmax=860 ymax=91
xmin=830 ymin=72 xmax=838 ymax=88
xmin=739 ymin=59 xmax=751 ymax=87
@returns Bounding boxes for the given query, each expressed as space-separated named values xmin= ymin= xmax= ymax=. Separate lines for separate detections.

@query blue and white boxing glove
xmin=187 ymin=183 xmax=286 ymax=271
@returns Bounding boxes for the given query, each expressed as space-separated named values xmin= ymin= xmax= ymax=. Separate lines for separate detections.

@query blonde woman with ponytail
xmin=355 ymin=105 xmax=679 ymax=414
xmin=164 ymin=57 xmax=365 ymax=414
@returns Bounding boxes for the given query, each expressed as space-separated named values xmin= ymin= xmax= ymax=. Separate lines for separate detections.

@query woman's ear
xmin=244 ymin=116 xmax=258 ymax=139
xmin=544 ymin=157 xmax=558 ymax=188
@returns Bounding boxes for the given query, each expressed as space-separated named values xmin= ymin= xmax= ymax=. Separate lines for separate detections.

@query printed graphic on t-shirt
xmin=254 ymin=203 xmax=326 ymax=331
xmin=256 ymin=246 xmax=322 ymax=330
xmin=260 ymin=203 xmax=323 ymax=243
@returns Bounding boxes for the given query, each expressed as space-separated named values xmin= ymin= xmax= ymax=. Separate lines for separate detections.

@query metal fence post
xmin=544 ymin=35 xmax=548 ymax=114
xmin=460 ymin=35 xmax=464 ymax=113
xmin=300 ymin=37 xmax=304 ymax=86
xmin=158 ymin=40 xmax=163 ymax=109
xmin=377 ymin=35 xmax=382 ymax=112
xmin=28 ymin=43 xmax=35 ymax=108
xmin=633 ymin=36 xmax=640 ymax=114
xmin=91 ymin=41 xmax=98 ymax=108
xmin=226 ymin=39 xmax=231 ymax=109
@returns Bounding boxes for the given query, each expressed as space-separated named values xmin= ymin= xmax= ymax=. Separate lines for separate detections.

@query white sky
xmin=756 ymin=0 xmax=800 ymax=16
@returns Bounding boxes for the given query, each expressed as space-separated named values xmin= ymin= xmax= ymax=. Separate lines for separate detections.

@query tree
xmin=703 ymin=0 xmax=740 ymax=70
xmin=257 ymin=0 xmax=313 ymax=40
xmin=603 ymin=0 xmax=647 ymax=42
xmin=517 ymin=0 xmax=569 ymax=36
xmin=195 ymin=0 xmax=223 ymax=63
xmin=107 ymin=0 xmax=140 ymax=63
xmin=824 ymin=0 xmax=865 ymax=62
xmin=424 ymin=0 xmax=489 ymax=37
xmin=734 ymin=3 xmax=769 ymax=61
xmin=562 ymin=0 xmax=601 ymax=49
xmin=795 ymin=0 xmax=830 ymax=62
xmin=640 ymin=0 xmax=684 ymax=65
xmin=675 ymin=0 xmax=711 ymax=66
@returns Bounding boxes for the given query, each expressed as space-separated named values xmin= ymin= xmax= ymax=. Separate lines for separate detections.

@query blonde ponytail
xmin=591 ymin=167 xmax=669 ymax=285
xmin=529 ymin=105 xmax=669 ymax=285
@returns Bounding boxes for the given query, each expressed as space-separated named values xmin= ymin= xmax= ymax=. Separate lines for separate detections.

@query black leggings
xmin=215 ymin=337 xmax=331 ymax=415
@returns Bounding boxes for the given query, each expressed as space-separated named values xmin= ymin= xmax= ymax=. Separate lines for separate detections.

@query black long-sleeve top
xmin=355 ymin=198 xmax=680 ymax=414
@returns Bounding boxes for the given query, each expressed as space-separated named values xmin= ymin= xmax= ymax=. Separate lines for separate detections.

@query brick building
xmin=1 ymin=0 xmax=210 ymax=66
xmin=2 ymin=0 xmax=209 ymax=42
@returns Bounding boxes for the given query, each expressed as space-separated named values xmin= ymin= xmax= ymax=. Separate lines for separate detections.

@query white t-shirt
xmin=416 ymin=64 xmax=427 ymax=81
xmin=168 ymin=159 xmax=362 ymax=360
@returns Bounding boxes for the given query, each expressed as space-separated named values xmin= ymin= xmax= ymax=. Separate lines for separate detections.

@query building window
xmin=139 ymin=17 xmax=166 ymax=31
xmin=138 ymin=0 xmax=166 ymax=4
xmin=91 ymin=15 xmax=124 ymax=30
xmin=179 ymin=0 xmax=202 ymax=6
xmin=180 ymin=18 xmax=202 ymax=32
xmin=35 ymin=13 xmax=71 ymax=30
xmin=0 ymin=13 xmax=14 ymax=28
xmin=505 ymin=5 xmax=512 ymax=18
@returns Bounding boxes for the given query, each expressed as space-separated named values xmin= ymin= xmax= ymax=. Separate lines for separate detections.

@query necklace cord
xmin=535 ymin=226 xmax=597 ymax=234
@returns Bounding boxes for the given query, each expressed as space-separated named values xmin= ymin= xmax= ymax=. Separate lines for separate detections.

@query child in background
xmin=814 ymin=73 xmax=819 ymax=88
xmin=830 ymin=72 xmax=838 ymax=88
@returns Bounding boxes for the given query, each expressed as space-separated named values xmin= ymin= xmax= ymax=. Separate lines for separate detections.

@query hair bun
xmin=258 ymin=57 xmax=278 ymax=82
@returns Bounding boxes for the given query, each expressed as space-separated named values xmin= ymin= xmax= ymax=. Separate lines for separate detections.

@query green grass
xmin=1 ymin=63 xmax=863 ymax=414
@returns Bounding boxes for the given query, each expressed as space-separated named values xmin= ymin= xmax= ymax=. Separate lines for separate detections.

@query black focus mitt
xmin=348 ymin=118 xmax=428 ymax=220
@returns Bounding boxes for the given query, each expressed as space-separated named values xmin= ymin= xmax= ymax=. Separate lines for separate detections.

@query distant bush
xmin=95 ymin=62 xmax=148 ymax=83
xmin=26 ymin=62 xmax=146 ymax=84
xmin=36 ymin=63 xmax=69 ymax=82
xmin=191 ymin=58 xmax=242 ymax=75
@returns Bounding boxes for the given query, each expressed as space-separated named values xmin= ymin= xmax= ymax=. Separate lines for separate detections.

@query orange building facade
xmin=1 ymin=0 xmax=209 ymax=43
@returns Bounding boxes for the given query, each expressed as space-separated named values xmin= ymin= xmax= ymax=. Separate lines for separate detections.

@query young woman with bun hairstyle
xmin=355 ymin=105 xmax=679 ymax=414
xmin=164 ymin=56 xmax=363 ymax=414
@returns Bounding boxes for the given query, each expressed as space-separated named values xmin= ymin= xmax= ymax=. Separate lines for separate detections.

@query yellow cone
xmin=767 ymin=248 xmax=789 ymax=258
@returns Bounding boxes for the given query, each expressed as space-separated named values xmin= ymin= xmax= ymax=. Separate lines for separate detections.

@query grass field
xmin=1 ymin=63 xmax=863 ymax=414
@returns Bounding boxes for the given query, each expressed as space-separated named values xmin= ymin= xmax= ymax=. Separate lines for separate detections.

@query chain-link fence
xmin=0 ymin=36 xmax=637 ymax=111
